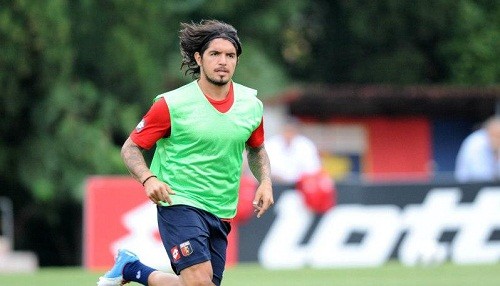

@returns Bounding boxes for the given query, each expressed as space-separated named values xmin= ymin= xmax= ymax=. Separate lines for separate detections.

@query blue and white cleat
xmin=97 ymin=249 xmax=139 ymax=286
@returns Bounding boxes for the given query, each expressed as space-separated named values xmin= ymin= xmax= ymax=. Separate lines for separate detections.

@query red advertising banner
xmin=84 ymin=176 xmax=149 ymax=270
xmin=83 ymin=176 xmax=239 ymax=271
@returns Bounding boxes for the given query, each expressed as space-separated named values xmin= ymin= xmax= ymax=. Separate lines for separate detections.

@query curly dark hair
xmin=179 ymin=19 xmax=242 ymax=78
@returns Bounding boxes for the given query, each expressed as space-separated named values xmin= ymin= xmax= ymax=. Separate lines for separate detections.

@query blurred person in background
xmin=455 ymin=116 xmax=500 ymax=182
xmin=265 ymin=117 xmax=322 ymax=184
xmin=97 ymin=19 xmax=274 ymax=286
xmin=265 ymin=117 xmax=336 ymax=214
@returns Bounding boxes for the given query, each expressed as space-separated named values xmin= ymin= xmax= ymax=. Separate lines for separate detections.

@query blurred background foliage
xmin=0 ymin=0 xmax=498 ymax=265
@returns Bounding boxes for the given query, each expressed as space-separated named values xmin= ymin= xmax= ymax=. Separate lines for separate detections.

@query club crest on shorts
xmin=171 ymin=245 xmax=181 ymax=262
xmin=180 ymin=241 xmax=193 ymax=257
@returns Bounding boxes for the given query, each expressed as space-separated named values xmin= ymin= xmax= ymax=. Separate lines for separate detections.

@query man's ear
xmin=194 ymin=52 xmax=202 ymax=66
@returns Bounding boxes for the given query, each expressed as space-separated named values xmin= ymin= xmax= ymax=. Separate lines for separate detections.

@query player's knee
xmin=148 ymin=271 xmax=181 ymax=285
xmin=181 ymin=274 xmax=214 ymax=286
xmin=180 ymin=264 xmax=215 ymax=286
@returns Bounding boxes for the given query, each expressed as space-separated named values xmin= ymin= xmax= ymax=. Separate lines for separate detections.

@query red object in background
xmin=226 ymin=224 xmax=238 ymax=268
xmin=84 ymin=176 xmax=147 ymax=270
xmin=364 ymin=117 xmax=431 ymax=181
xmin=329 ymin=116 xmax=432 ymax=181
xmin=226 ymin=175 xmax=257 ymax=267
xmin=234 ymin=175 xmax=257 ymax=224
xmin=296 ymin=170 xmax=336 ymax=214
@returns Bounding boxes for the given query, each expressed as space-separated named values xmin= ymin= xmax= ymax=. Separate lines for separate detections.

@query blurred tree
xmin=0 ymin=0 xmax=77 ymax=265
xmin=285 ymin=0 xmax=499 ymax=84
xmin=438 ymin=0 xmax=500 ymax=84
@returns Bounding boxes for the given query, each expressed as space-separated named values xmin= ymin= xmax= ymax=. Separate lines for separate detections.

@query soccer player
xmin=97 ymin=20 xmax=274 ymax=286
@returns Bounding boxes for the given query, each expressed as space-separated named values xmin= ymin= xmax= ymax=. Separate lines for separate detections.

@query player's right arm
xmin=121 ymin=138 xmax=174 ymax=205
xmin=121 ymin=137 xmax=153 ymax=184
xmin=121 ymin=98 xmax=174 ymax=205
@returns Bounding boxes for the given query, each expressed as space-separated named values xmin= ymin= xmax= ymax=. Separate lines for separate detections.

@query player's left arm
xmin=246 ymin=144 xmax=274 ymax=218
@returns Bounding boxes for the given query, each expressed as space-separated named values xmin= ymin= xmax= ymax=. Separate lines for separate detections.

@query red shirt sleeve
xmin=247 ymin=118 xmax=265 ymax=148
xmin=130 ymin=98 xmax=171 ymax=150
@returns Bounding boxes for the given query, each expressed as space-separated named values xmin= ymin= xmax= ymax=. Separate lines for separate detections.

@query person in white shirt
xmin=266 ymin=117 xmax=322 ymax=184
xmin=455 ymin=116 xmax=500 ymax=182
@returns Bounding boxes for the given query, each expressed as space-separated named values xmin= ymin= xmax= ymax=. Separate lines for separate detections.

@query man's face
xmin=196 ymin=38 xmax=238 ymax=86
xmin=283 ymin=124 xmax=298 ymax=142
xmin=488 ymin=121 xmax=500 ymax=150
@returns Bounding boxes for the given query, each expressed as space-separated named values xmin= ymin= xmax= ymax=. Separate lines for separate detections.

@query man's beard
xmin=206 ymin=75 xmax=228 ymax=86
xmin=202 ymin=67 xmax=230 ymax=86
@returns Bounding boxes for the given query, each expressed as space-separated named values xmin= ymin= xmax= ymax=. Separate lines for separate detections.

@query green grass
xmin=0 ymin=262 xmax=499 ymax=286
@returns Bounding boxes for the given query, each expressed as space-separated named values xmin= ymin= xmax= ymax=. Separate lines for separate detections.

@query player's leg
xmin=175 ymin=209 xmax=231 ymax=286
xmin=157 ymin=205 xmax=215 ymax=285
xmin=97 ymin=249 xmax=181 ymax=286
xmin=97 ymin=249 xmax=139 ymax=286
xmin=205 ymin=217 xmax=231 ymax=286
xmin=147 ymin=270 xmax=182 ymax=285
xmin=98 ymin=253 xmax=212 ymax=286
xmin=121 ymin=258 xmax=181 ymax=285
xmin=140 ymin=262 xmax=215 ymax=286
xmin=178 ymin=260 xmax=215 ymax=286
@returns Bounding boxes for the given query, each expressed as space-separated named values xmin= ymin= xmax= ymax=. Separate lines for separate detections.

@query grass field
xmin=1 ymin=262 xmax=499 ymax=286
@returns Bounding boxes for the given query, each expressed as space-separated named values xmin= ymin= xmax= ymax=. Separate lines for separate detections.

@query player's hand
xmin=143 ymin=177 xmax=175 ymax=205
xmin=253 ymin=181 xmax=274 ymax=218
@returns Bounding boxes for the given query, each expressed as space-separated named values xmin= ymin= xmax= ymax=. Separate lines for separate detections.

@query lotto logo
xmin=171 ymin=246 xmax=181 ymax=262
xmin=259 ymin=187 xmax=500 ymax=268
